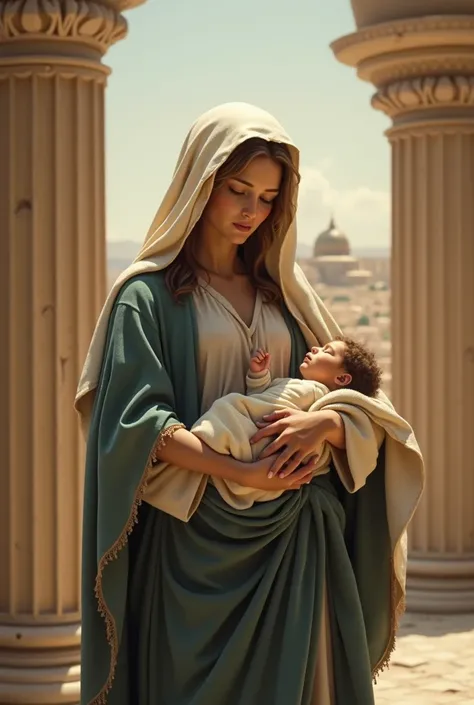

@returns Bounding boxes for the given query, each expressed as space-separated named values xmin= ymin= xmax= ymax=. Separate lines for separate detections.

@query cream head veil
xmin=75 ymin=102 xmax=341 ymax=428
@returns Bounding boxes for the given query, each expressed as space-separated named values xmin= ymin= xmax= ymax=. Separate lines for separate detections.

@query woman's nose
xmin=311 ymin=346 xmax=319 ymax=354
xmin=241 ymin=196 xmax=258 ymax=219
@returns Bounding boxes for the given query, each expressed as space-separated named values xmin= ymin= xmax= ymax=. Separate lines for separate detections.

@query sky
xmin=105 ymin=0 xmax=392 ymax=250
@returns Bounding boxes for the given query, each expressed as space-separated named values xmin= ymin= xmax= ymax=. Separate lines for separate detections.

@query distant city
xmin=106 ymin=237 xmax=391 ymax=283
xmin=107 ymin=218 xmax=392 ymax=394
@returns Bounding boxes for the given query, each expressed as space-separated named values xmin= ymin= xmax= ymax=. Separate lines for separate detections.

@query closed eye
xmin=228 ymin=185 xmax=275 ymax=206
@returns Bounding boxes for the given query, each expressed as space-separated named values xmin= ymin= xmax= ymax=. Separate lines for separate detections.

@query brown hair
xmin=336 ymin=335 xmax=383 ymax=397
xmin=165 ymin=137 xmax=300 ymax=302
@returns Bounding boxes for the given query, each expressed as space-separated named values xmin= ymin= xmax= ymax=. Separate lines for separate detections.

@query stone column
xmin=0 ymin=0 xmax=144 ymax=701
xmin=332 ymin=6 xmax=474 ymax=612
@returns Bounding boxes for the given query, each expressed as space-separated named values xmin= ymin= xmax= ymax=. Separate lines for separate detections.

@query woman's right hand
xmin=239 ymin=454 xmax=315 ymax=491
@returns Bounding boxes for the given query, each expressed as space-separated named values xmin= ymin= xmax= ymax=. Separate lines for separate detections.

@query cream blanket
xmin=144 ymin=380 xmax=424 ymax=613
xmin=195 ymin=376 xmax=332 ymax=506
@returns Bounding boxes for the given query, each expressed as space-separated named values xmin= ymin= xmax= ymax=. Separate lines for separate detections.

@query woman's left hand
xmin=250 ymin=408 xmax=341 ymax=479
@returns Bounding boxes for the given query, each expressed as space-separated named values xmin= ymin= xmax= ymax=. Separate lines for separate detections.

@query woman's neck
xmin=194 ymin=230 xmax=245 ymax=279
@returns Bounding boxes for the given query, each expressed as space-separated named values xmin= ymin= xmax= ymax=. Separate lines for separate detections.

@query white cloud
xmin=297 ymin=165 xmax=390 ymax=249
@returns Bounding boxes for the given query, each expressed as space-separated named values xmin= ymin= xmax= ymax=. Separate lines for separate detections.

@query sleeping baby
xmin=246 ymin=336 xmax=381 ymax=400
xmin=190 ymin=335 xmax=383 ymax=507
xmin=144 ymin=335 xmax=400 ymax=520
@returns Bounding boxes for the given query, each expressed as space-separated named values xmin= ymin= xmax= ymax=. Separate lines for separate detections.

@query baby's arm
xmin=246 ymin=348 xmax=272 ymax=395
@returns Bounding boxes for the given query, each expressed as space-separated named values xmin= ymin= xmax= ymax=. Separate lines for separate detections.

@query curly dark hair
xmin=336 ymin=335 xmax=383 ymax=397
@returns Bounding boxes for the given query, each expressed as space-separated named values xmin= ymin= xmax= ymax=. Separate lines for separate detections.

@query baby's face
xmin=299 ymin=341 xmax=348 ymax=388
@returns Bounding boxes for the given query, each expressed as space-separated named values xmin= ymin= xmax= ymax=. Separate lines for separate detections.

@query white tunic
xmin=193 ymin=279 xmax=292 ymax=414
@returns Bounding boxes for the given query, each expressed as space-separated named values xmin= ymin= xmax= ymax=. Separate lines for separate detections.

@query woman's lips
xmin=233 ymin=223 xmax=251 ymax=232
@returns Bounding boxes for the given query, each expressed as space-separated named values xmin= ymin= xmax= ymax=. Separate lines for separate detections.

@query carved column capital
xmin=332 ymin=14 xmax=474 ymax=131
xmin=372 ymin=74 xmax=474 ymax=119
xmin=0 ymin=0 xmax=143 ymax=56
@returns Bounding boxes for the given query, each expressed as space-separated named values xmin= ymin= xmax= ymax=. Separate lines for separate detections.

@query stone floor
xmin=374 ymin=613 xmax=474 ymax=704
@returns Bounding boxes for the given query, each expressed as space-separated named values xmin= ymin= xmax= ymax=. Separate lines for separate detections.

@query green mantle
xmin=81 ymin=272 xmax=392 ymax=705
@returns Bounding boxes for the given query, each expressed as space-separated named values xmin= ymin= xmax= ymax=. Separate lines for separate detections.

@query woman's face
xmin=200 ymin=155 xmax=283 ymax=246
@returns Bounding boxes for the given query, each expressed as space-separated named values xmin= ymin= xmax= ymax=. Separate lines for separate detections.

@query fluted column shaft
xmin=332 ymin=13 xmax=474 ymax=612
xmin=0 ymin=63 xmax=106 ymax=704
xmin=390 ymin=124 xmax=474 ymax=610
xmin=0 ymin=0 xmax=142 ymax=701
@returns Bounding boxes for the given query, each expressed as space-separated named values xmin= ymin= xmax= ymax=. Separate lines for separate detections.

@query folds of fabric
xmin=81 ymin=274 xmax=201 ymax=705
xmin=190 ymin=378 xmax=328 ymax=508
xmin=123 ymin=478 xmax=375 ymax=705
xmin=309 ymin=392 xmax=424 ymax=624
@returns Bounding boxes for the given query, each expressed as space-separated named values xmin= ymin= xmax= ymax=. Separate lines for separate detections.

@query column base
xmin=406 ymin=558 xmax=474 ymax=613
xmin=0 ymin=622 xmax=80 ymax=704
xmin=0 ymin=670 xmax=79 ymax=705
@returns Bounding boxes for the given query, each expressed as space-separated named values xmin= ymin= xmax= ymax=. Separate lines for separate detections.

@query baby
xmin=188 ymin=335 xmax=383 ymax=509
xmin=246 ymin=335 xmax=382 ymax=400
xmin=147 ymin=336 xmax=385 ymax=518
xmin=151 ymin=335 xmax=418 ymax=522
xmin=191 ymin=335 xmax=382 ymax=477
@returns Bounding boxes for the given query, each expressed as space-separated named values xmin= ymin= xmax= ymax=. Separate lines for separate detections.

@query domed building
xmin=312 ymin=216 xmax=372 ymax=287
xmin=313 ymin=217 xmax=351 ymax=257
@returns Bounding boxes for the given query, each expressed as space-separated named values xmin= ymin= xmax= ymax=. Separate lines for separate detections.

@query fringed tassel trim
xmin=88 ymin=422 xmax=186 ymax=705
xmin=371 ymin=559 xmax=406 ymax=683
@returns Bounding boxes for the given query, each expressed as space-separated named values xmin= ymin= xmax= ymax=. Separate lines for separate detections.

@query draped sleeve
xmin=92 ymin=296 xmax=185 ymax=553
xmin=81 ymin=277 xmax=193 ymax=705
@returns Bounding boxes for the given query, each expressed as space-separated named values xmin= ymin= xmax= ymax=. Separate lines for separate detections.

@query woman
xmin=76 ymin=103 xmax=424 ymax=705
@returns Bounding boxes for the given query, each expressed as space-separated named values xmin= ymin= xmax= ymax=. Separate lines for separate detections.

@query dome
xmin=313 ymin=217 xmax=351 ymax=258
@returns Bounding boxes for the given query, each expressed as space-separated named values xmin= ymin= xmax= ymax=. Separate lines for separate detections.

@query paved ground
xmin=375 ymin=613 xmax=474 ymax=704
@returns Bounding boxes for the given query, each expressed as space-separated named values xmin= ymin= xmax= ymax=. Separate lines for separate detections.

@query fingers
xmin=259 ymin=433 xmax=292 ymax=459
xmin=250 ymin=420 xmax=284 ymax=445
xmin=267 ymin=445 xmax=296 ymax=478
xmin=252 ymin=348 xmax=268 ymax=363
xmin=261 ymin=409 xmax=292 ymax=423
xmin=284 ymin=469 xmax=314 ymax=490
xmin=291 ymin=460 xmax=319 ymax=483
xmin=271 ymin=449 xmax=320 ymax=480
xmin=250 ymin=349 xmax=270 ymax=375
xmin=251 ymin=409 xmax=294 ymax=442
xmin=275 ymin=450 xmax=310 ymax=479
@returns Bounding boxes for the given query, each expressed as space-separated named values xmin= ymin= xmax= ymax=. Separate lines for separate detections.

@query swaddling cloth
xmin=192 ymin=377 xmax=330 ymax=508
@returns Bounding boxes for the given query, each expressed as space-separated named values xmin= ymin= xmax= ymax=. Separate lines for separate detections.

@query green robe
xmin=81 ymin=272 xmax=392 ymax=705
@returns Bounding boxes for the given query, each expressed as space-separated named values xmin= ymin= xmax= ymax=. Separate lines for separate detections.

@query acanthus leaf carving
xmin=0 ymin=0 xmax=128 ymax=53
xmin=63 ymin=0 xmax=90 ymax=37
xmin=21 ymin=0 xmax=45 ymax=33
xmin=372 ymin=75 xmax=474 ymax=117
